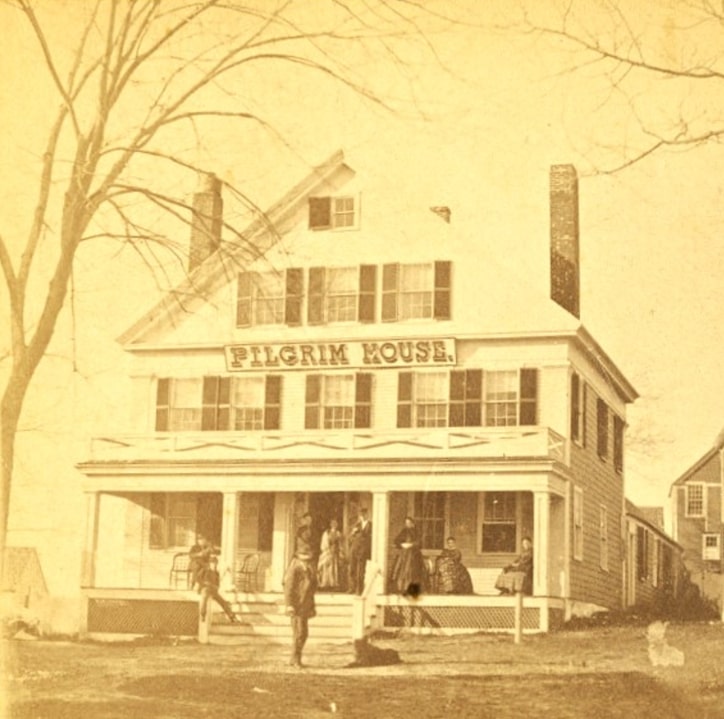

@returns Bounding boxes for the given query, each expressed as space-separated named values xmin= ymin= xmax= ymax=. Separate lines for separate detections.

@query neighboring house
xmin=1 ymin=547 xmax=48 ymax=613
xmin=624 ymin=501 xmax=683 ymax=610
xmin=77 ymin=151 xmax=641 ymax=641
xmin=670 ymin=430 xmax=724 ymax=606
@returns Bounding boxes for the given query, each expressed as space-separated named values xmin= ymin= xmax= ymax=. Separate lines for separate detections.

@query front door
xmin=308 ymin=492 xmax=346 ymax=556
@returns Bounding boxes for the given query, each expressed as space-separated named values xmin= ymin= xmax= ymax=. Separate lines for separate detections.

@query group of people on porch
xmin=295 ymin=511 xmax=533 ymax=598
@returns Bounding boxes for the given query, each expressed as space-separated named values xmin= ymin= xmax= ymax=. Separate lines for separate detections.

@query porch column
xmin=533 ymin=491 xmax=551 ymax=596
xmin=81 ymin=492 xmax=100 ymax=587
xmin=220 ymin=492 xmax=239 ymax=590
xmin=371 ymin=491 xmax=390 ymax=586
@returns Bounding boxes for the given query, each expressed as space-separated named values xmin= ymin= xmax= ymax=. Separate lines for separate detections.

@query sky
xmin=1 ymin=0 xmax=723 ymax=591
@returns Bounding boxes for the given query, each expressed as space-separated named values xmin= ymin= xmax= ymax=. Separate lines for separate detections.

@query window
xmin=149 ymin=493 xmax=196 ymax=549
xmin=156 ymin=378 xmax=202 ymax=431
xmin=613 ymin=415 xmax=624 ymax=473
xmin=156 ymin=376 xmax=281 ymax=432
xmin=481 ymin=492 xmax=517 ymax=553
xmin=236 ymin=269 xmax=303 ymax=328
xmin=599 ymin=506 xmax=608 ymax=571
xmin=308 ymin=196 xmax=358 ymax=230
xmin=571 ymin=372 xmax=587 ymax=445
xmin=305 ymin=374 xmax=372 ymax=429
xmin=307 ymin=265 xmax=376 ymax=324
xmin=636 ymin=525 xmax=649 ymax=581
xmin=382 ymin=261 xmax=451 ymax=321
xmin=659 ymin=542 xmax=673 ymax=590
xmin=686 ymin=484 xmax=704 ymax=517
xmin=703 ymin=533 xmax=721 ymax=561
xmin=596 ymin=398 xmax=609 ymax=459
xmin=411 ymin=492 xmax=446 ymax=549
xmin=573 ymin=487 xmax=583 ymax=560
xmin=397 ymin=368 xmax=538 ymax=428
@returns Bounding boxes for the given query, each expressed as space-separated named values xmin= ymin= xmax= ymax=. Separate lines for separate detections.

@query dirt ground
xmin=4 ymin=621 xmax=724 ymax=718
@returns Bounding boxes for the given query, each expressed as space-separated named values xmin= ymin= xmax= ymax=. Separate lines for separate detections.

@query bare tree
xmin=0 ymin=0 xmax=456 ymax=576
xmin=518 ymin=0 xmax=724 ymax=173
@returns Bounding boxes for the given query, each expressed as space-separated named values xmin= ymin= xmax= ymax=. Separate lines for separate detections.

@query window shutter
xmin=264 ymin=375 xmax=282 ymax=430
xmin=217 ymin=377 xmax=230 ymax=430
xmin=433 ymin=261 xmax=451 ymax=320
xmin=284 ymin=268 xmax=303 ymax=325
xmin=381 ymin=264 xmax=398 ymax=322
xmin=449 ymin=370 xmax=465 ymax=427
xmin=597 ymin=398 xmax=609 ymax=458
xmin=358 ymin=265 xmax=376 ymax=322
xmin=465 ymin=369 xmax=482 ymax=426
xmin=149 ymin=493 xmax=166 ymax=548
xmin=236 ymin=272 xmax=252 ymax=327
xmin=519 ymin=368 xmax=538 ymax=425
xmin=582 ymin=383 xmax=588 ymax=447
xmin=307 ymin=267 xmax=325 ymax=324
xmin=309 ymin=196 xmax=332 ymax=229
xmin=397 ymin=372 xmax=412 ymax=427
xmin=571 ymin=373 xmax=580 ymax=442
xmin=202 ymin=376 xmax=219 ymax=430
xmin=155 ymin=378 xmax=170 ymax=431
xmin=305 ymin=375 xmax=321 ymax=429
xmin=613 ymin=415 xmax=624 ymax=472
xmin=354 ymin=373 xmax=372 ymax=428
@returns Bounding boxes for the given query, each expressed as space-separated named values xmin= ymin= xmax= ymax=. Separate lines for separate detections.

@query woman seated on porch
xmin=494 ymin=536 xmax=533 ymax=595
xmin=390 ymin=517 xmax=427 ymax=597
xmin=435 ymin=537 xmax=474 ymax=594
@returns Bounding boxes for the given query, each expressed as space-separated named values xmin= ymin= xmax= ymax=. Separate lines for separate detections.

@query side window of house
xmin=304 ymin=373 xmax=372 ymax=429
xmin=685 ymin=484 xmax=704 ymax=517
xmin=308 ymin=196 xmax=358 ymax=230
xmin=570 ymin=372 xmax=587 ymax=445
xmin=478 ymin=492 xmax=532 ymax=554
xmin=596 ymin=398 xmax=609 ymax=459
xmin=307 ymin=265 xmax=377 ymax=324
xmin=155 ymin=376 xmax=282 ymax=431
xmin=702 ymin=533 xmax=721 ymax=561
xmin=397 ymin=368 xmax=538 ymax=428
xmin=382 ymin=261 xmax=451 ymax=322
xmin=236 ymin=269 xmax=303 ymax=328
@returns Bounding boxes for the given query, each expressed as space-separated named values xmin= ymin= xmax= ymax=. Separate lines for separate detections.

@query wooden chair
xmin=236 ymin=553 xmax=260 ymax=592
xmin=169 ymin=552 xmax=192 ymax=589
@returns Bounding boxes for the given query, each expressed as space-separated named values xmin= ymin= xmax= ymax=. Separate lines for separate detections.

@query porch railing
xmin=86 ymin=426 xmax=567 ymax=464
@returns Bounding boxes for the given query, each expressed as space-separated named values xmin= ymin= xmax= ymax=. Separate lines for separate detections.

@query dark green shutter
xmin=155 ymin=378 xmax=169 ymax=431
xmin=307 ymin=267 xmax=325 ymax=324
xmin=264 ymin=375 xmax=282 ymax=430
xmin=397 ymin=372 xmax=412 ymax=427
xmin=465 ymin=369 xmax=482 ymax=426
xmin=358 ymin=265 xmax=376 ymax=322
xmin=305 ymin=375 xmax=321 ymax=429
xmin=433 ymin=261 xmax=451 ymax=320
xmin=571 ymin=373 xmax=580 ymax=441
xmin=202 ymin=377 xmax=219 ymax=430
xmin=382 ymin=264 xmax=398 ymax=322
xmin=285 ymin=268 xmax=303 ymax=325
xmin=519 ymin=369 xmax=538 ymax=426
xmin=309 ymin=196 xmax=332 ymax=229
xmin=149 ymin=493 xmax=166 ymax=548
xmin=354 ymin=373 xmax=372 ymax=428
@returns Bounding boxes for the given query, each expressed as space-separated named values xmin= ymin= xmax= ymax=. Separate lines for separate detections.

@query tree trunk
xmin=0 ymin=390 xmax=23 ymax=583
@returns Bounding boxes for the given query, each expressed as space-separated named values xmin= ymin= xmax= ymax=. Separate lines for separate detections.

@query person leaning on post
xmin=284 ymin=549 xmax=317 ymax=669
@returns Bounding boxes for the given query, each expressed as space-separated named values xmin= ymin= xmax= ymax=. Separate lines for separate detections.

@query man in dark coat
xmin=198 ymin=555 xmax=238 ymax=623
xmin=284 ymin=550 xmax=317 ymax=668
xmin=347 ymin=508 xmax=372 ymax=595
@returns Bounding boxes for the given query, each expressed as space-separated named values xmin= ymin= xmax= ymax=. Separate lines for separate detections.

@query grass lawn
xmin=4 ymin=621 xmax=724 ymax=718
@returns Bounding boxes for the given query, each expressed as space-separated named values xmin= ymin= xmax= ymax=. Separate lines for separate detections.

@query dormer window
xmin=309 ymin=195 xmax=358 ymax=230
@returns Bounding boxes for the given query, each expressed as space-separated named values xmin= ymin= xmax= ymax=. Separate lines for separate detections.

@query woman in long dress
xmin=317 ymin=519 xmax=343 ymax=589
xmin=495 ymin=536 xmax=533 ymax=595
xmin=390 ymin=517 xmax=427 ymax=596
xmin=435 ymin=537 xmax=474 ymax=594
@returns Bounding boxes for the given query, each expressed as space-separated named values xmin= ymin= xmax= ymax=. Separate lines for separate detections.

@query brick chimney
xmin=549 ymin=164 xmax=580 ymax=318
xmin=189 ymin=172 xmax=223 ymax=271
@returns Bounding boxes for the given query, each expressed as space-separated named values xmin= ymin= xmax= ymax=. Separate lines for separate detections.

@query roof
xmin=669 ymin=430 xmax=724 ymax=492
xmin=625 ymin=500 xmax=681 ymax=549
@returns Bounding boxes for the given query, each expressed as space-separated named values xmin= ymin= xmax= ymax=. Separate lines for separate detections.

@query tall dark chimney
xmin=549 ymin=164 xmax=580 ymax=318
xmin=189 ymin=172 xmax=223 ymax=271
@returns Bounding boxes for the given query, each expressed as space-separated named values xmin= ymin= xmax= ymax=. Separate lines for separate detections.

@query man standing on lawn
xmin=284 ymin=550 xmax=317 ymax=668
